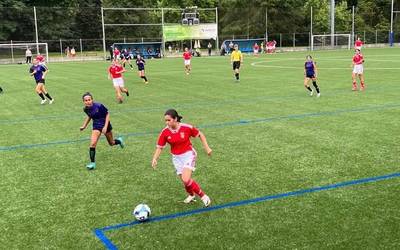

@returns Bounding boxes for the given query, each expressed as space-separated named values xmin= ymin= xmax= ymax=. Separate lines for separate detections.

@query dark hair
xmin=165 ymin=109 xmax=183 ymax=122
xmin=306 ymin=55 xmax=313 ymax=60
xmin=82 ymin=92 xmax=93 ymax=100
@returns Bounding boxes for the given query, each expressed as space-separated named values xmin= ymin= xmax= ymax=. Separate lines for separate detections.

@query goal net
xmin=0 ymin=43 xmax=48 ymax=64
xmin=311 ymin=34 xmax=351 ymax=51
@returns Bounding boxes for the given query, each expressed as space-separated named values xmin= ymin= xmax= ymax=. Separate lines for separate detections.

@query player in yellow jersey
xmin=230 ymin=44 xmax=243 ymax=81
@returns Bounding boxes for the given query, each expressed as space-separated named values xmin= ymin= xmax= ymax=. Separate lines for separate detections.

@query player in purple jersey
xmin=29 ymin=59 xmax=54 ymax=104
xmin=303 ymin=55 xmax=320 ymax=97
xmin=79 ymin=92 xmax=125 ymax=170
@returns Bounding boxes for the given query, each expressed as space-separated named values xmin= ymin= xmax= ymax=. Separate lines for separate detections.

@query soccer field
xmin=1 ymin=48 xmax=400 ymax=249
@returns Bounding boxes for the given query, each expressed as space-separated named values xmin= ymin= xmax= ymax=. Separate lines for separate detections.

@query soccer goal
xmin=0 ymin=43 xmax=48 ymax=64
xmin=311 ymin=34 xmax=351 ymax=51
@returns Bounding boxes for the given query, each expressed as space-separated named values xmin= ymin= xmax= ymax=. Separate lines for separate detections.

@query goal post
xmin=0 ymin=43 xmax=48 ymax=64
xmin=311 ymin=34 xmax=351 ymax=51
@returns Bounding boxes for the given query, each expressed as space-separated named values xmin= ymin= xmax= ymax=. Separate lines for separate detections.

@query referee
xmin=230 ymin=44 xmax=243 ymax=81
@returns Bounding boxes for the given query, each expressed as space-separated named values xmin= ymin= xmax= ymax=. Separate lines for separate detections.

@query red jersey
xmin=352 ymin=54 xmax=364 ymax=65
xmin=157 ymin=123 xmax=200 ymax=155
xmin=36 ymin=55 xmax=44 ymax=62
xmin=183 ymin=51 xmax=191 ymax=60
xmin=355 ymin=40 xmax=363 ymax=47
xmin=253 ymin=44 xmax=259 ymax=50
xmin=108 ymin=64 xmax=124 ymax=78
xmin=113 ymin=49 xmax=120 ymax=57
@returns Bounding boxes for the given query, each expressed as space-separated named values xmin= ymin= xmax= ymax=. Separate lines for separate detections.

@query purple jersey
xmin=84 ymin=102 xmax=108 ymax=130
xmin=136 ymin=58 xmax=145 ymax=70
xmin=305 ymin=61 xmax=315 ymax=75
xmin=30 ymin=65 xmax=47 ymax=82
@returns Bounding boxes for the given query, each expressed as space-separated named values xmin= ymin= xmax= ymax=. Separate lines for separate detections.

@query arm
xmin=198 ymin=132 xmax=212 ymax=156
xmin=151 ymin=147 xmax=163 ymax=169
xmin=241 ymin=53 xmax=243 ymax=63
xmin=117 ymin=68 xmax=126 ymax=74
xmin=42 ymin=69 xmax=48 ymax=79
xmin=80 ymin=116 xmax=91 ymax=131
xmin=313 ymin=62 xmax=318 ymax=78
xmin=102 ymin=113 xmax=110 ymax=134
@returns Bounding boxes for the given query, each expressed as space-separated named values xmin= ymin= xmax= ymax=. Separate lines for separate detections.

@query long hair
xmin=164 ymin=109 xmax=183 ymax=122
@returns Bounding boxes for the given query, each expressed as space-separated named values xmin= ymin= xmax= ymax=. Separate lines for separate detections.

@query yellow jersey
xmin=231 ymin=50 xmax=242 ymax=62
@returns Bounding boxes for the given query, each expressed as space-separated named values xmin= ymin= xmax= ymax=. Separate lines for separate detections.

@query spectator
xmin=71 ymin=47 xmax=76 ymax=57
xmin=207 ymin=42 xmax=212 ymax=56
xmin=25 ymin=47 xmax=32 ymax=64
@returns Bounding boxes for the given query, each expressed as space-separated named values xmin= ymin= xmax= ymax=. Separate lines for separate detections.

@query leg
xmin=86 ymin=130 xmax=101 ymax=169
xmin=119 ymin=86 xmax=129 ymax=96
xmin=36 ymin=83 xmax=46 ymax=103
xmin=359 ymin=74 xmax=365 ymax=90
xmin=312 ymin=77 xmax=320 ymax=96
xmin=114 ymin=86 xmax=123 ymax=103
xmin=352 ymin=72 xmax=358 ymax=90
xmin=105 ymin=130 xmax=124 ymax=148
xmin=304 ymin=78 xmax=312 ymax=93
xmin=41 ymin=85 xmax=53 ymax=101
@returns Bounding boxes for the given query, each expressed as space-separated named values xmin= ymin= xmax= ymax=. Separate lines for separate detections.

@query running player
xmin=354 ymin=37 xmax=363 ymax=50
xmin=151 ymin=109 xmax=212 ymax=207
xmin=253 ymin=43 xmax=259 ymax=56
xmin=304 ymin=55 xmax=320 ymax=97
xmin=122 ymin=48 xmax=133 ymax=69
xmin=80 ymin=92 xmax=124 ymax=170
xmin=108 ymin=59 xmax=129 ymax=103
xmin=183 ymin=47 xmax=192 ymax=75
xmin=231 ymin=44 xmax=243 ymax=81
xmin=29 ymin=59 xmax=54 ymax=104
xmin=113 ymin=47 xmax=120 ymax=61
xmin=352 ymin=49 xmax=365 ymax=91
xmin=136 ymin=54 xmax=148 ymax=84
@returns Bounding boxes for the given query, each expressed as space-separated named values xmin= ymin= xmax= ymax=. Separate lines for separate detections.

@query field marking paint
xmin=1 ymin=103 xmax=399 ymax=151
xmin=93 ymin=171 xmax=400 ymax=250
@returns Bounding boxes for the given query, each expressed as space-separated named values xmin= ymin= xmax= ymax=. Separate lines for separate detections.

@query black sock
xmin=235 ymin=73 xmax=239 ymax=80
xmin=89 ymin=147 xmax=96 ymax=162
xmin=44 ymin=92 xmax=53 ymax=100
xmin=114 ymin=139 xmax=121 ymax=145
xmin=306 ymin=86 xmax=312 ymax=92
xmin=126 ymin=90 xmax=129 ymax=96
xmin=123 ymin=63 xmax=126 ymax=67
xmin=0 ymin=87 xmax=3 ymax=93
xmin=143 ymin=76 xmax=148 ymax=81
xmin=312 ymin=81 xmax=320 ymax=93
xmin=129 ymin=64 xmax=133 ymax=68
xmin=38 ymin=93 xmax=45 ymax=100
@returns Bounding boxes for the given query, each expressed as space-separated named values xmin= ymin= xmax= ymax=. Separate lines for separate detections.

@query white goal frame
xmin=0 ymin=42 xmax=48 ymax=64
xmin=311 ymin=34 xmax=351 ymax=51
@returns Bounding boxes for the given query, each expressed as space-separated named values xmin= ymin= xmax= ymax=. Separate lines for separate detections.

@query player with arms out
xmin=151 ymin=109 xmax=212 ymax=207
xmin=304 ymin=55 xmax=320 ymax=97
xmin=183 ymin=47 xmax=192 ymax=75
xmin=352 ymin=49 xmax=365 ymax=91
xmin=80 ymin=92 xmax=124 ymax=170
xmin=136 ymin=54 xmax=149 ymax=84
xmin=231 ymin=44 xmax=243 ymax=81
xmin=29 ymin=59 xmax=54 ymax=104
xmin=108 ymin=59 xmax=129 ymax=103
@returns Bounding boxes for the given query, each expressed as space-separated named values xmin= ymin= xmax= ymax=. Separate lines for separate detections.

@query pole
xmin=310 ymin=6 xmax=313 ymax=50
xmin=162 ymin=8 xmax=166 ymax=57
xmin=59 ymin=39 xmax=63 ymax=62
xmin=101 ymin=7 xmax=107 ymax=60
xmin=215 ymin=7 xmax=219 ymax=53
xmin=34 ymin=6 xmax=39 ymax=53
xmin=330 ymin=0 xmax=335 ymax=47
xmin=10 ymin=40 xmax=14 ymax=63
xmin=390 ymin=0 xmax=394 ymax=46
xmin=265 ymin=7 xmax=268 ymax=41
xmin=80 ymin=38 xmax=83 ymax=60
xmin=352 ymin=6 xmax=355 ymax=44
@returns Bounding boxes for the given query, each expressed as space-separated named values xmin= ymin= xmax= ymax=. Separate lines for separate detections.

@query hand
xmin=102 ymin=127 xmax=107 ymax=134
xmin=151 ymin=158 xmax=158 ymax=169
xmin=79 ymin=126 xmax=85 ymax=131
xmin=205 ymin=147 xmax=212 ymax=156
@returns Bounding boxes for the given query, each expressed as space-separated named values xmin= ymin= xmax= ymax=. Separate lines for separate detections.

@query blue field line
xmin=93 ymin=172 xmax=400 ymax=250
xmin=1 ymin=103 xmax=399 ymax=152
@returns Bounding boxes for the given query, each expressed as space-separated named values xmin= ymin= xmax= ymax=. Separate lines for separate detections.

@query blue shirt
xmin=305 ymin=61 xmax=315 ymax=75
xmin=30 ymin=65 xmax=47 ymax=82
xmin=84 ymin=102 xmax=108 ymax=129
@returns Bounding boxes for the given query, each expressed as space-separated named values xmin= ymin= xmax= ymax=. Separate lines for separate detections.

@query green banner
xmin=163 ymin=24 xmax=217 ymax=42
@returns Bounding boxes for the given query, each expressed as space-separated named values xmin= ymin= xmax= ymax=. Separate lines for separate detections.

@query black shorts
xmin=36 ymin=79 xmax=45 ymax=84
xmin=138 ymin=67 xmax=145 ymax=71
xmin=233 ymin=61 xmax=241 ymax=70
xmin=93 ymin=122 xmax=112 ymax=133
xmin=306 ymin=73 xmax=315 ymax=79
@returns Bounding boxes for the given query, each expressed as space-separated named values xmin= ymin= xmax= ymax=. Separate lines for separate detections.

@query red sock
xmin=184 ymin=180 xmax=195 ymax=196
xmin=361 ymin=81 xmax=365 ymax=86
xmin=190 ymin=179 xmax=205 ymax=198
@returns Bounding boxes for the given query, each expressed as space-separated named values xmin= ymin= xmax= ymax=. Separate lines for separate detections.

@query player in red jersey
xmin=108 ymin=59 xmax=129 ymax=103
xmin=113 ymin=47 xmax=120 ymax=60
xmin=253 ymin=43 xmax=259 ymax=56
xmin=183 ymin=47 xmax=192 ymax=75
xmin=151 ymin=109 xmax=212 ymax=207
xmin=354 ymin=37 xmax=363 ymax=50
xmin=351 ymin=49 xmax=365 ymax=91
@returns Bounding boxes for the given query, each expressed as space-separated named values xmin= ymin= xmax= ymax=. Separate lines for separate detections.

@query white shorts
xmin=355 ymin=46 xmax=362 ymax=50
xmin=253 ymin=49 xmax=259 ymax=54
xmin=112 ymin=77 xmax=124 ymax=87
xmin=172 ymin=150 xmax=197 ymax=175
xmin=184 ymin=59 xmax=191 ymax=66
xmin=353 ymin=64 xmax=364 ymax=74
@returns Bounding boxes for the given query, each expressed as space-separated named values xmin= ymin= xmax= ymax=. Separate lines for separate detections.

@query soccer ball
xmin=132 ymin=204 xmax=151 ymax=222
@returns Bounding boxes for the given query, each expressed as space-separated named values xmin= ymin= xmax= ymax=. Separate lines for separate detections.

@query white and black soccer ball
xmin=132 ymin=204 xmax=151 ymax=222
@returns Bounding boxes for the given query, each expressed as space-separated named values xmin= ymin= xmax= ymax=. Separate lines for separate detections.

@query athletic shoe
xmin=145 ymin=81 xmax=149 ymax=84
xmin=40 ymin=99 xmax=47 ymax=105
xmin=310 ymin=89 xmax=314 ymax=96
xmin=49 ymin=99 xmax=54 ymax=104
xmin=86 ymin=162 xmax=96 ymax=170
xmin=201 ymin=195 xmax=211 ymax=207
xmin=183 ymin=195 xmax=196 ymax=204
xmin=116 ymin=137 xmax=124 ymax=148
xmin=317 ymin=93 xmax=320 ymax=98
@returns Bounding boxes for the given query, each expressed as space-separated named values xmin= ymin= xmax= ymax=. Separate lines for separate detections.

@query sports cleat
xmin=184 ymin=195 xmax=196 ymax=204
xmin=352 ymin=85 xmax=358 ymax=91
xmin=201 ymin=195 xmax=211 ymax=207
xmin=145 ymin=81 xmax=149 ymax=84
xmin=40 ymin=99 xmax=47 ymax=104
xmin=360 ymin=84 xmax=365 ymax=91
xmin=317 ymin=93 xmax=321 ymax=98
xmin=310 ymin=89 xmax=314 ymax=96
xmin=49 ymin=99 xmax=54 ymax=104
xmin=117 ymin=137 xmax=124 ymax=148
xmin=86 ymin=162 xmax=96 ymax=170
